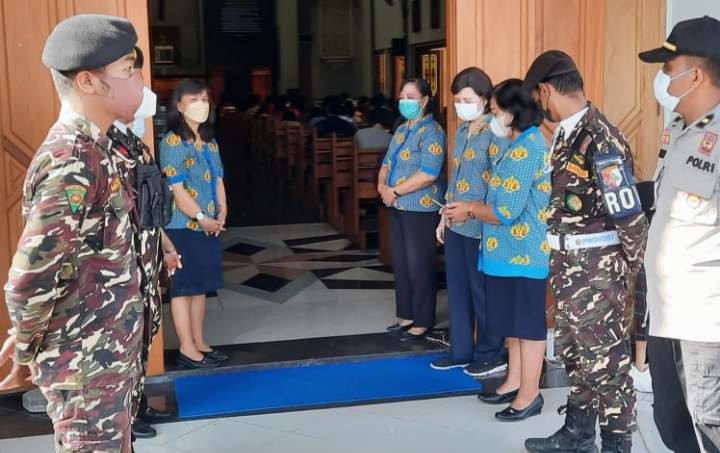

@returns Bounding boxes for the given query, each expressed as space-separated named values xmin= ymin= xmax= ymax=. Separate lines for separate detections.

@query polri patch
xmin=699 ymin=131 xmax=718 ymax=157
xmin=64 ymin=185 xmax=87 ymax=214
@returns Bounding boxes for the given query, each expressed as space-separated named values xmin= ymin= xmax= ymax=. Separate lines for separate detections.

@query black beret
xmin=523 ymin=50 xmax=579 ymax=92
xmin=639 ymin=16 xmax=720 ymax=63
xmin=42 ymin=14 xmax=137 ymax=72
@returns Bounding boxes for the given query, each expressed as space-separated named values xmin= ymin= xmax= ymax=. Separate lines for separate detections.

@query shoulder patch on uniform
xmin=661 ymin=129 xmax=671 ymax=145
xmin=699 ymin=131 xmax=718 ymax=156
xmin=64 ymin=185 xmax=86 ymax=214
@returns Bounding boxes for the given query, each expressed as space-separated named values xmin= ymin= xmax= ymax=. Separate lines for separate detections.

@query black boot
xmin=524 ymin=405 xmax=599 ymax=452
xmin=600 ymin=431 xmax=632 ymax=453
xmin=139 ymin=393 xmax=174 ymax=423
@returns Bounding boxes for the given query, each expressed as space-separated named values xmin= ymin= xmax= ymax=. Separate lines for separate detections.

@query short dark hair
xmin=543 ymin=70 xmax=584 ymax=94
xmin=491 ymin=78 xmax=543 ymax=132
xmin=401 ymin=77 xmax=436 ymax=115
xmin=451 ymin=67 xmax=493 ymax=98
xmin=167 ymin=79 xmax=215 ymax=143
xmin=692 ymin=56 xmax=720 ymax=87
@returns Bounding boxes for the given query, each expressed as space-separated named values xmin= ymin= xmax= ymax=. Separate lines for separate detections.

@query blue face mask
xmin=399 ymin=99 xmax=422 ymax=120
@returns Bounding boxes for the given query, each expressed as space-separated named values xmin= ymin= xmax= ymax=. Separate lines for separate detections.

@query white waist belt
xmin=547 ymin=231 xmax=621 ymax=251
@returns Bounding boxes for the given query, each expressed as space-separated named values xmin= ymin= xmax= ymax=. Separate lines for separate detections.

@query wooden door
xmin=446 ymin=0 xmax=665 ymax=326
xmin=446 ymin=0 xmax=665 ymax=179
xmin=0 ymin=0 xmax=163 ymax=392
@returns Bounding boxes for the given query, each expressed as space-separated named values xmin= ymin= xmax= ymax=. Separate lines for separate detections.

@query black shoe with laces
xmin=463 ymin=360 xmax=508 ymax=377
xmin=600 ymin=431 xmax=632 ymax=453
xmin=430 ymin=356 xmax=469 ymax=370
xmin=524 ymin=404 xmax=599 ymax=452
xmin=132 ymin=418 xmax=157 ymax=439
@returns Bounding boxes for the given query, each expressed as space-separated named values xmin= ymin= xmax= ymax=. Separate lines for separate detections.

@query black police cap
xmin=639 ymin=16 xmax=720 ymax=63
xmin=523 ymin=50 xmax=579 ymax=92
xmin=42 ymin=14 xmax=138 ymax=72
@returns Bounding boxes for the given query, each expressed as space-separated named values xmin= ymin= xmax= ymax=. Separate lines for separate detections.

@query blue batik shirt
xmin=159 ymin=131 xmax=225 ymax=231
xmin=479 ymin=126 xmax=551 ymax=279
xmin=383 ymin=114 xmax=447 ymax=212
xmin=446 ymin=117 xmax=510 ymax=239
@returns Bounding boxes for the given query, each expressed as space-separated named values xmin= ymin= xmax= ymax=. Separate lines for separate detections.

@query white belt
xmin=547 ymin=231 xmax=621 ymax=251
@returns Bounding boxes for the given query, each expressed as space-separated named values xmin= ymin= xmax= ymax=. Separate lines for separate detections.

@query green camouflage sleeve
xmin=4 ymin=148 xmax=90 ymax=365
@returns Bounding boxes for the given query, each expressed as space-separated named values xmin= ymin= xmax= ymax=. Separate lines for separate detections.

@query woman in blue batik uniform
xmin=160 ymin=79 xmax=229 ymax=369
xmin=378 ymin=78 xmax=447 ymax=342
xmin=431 ymin=67 xmax=510 ymax=377
xmin=446 ymin=79 xmax=551 ymax=422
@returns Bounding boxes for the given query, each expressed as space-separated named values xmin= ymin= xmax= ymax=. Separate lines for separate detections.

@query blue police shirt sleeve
xmin=492 ymin=136 xmax=546 ymax=225
xmin=419 ymin=125 xmax=447 ymax=177
xmin=159 ymin=134 xmax=189 ymax=185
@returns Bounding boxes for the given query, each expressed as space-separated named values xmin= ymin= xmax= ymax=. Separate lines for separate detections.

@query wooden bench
xmin=309 ymin=130 xmax=353 ymax=219
xmin=346 ymin=145 xmax=386 ymax=248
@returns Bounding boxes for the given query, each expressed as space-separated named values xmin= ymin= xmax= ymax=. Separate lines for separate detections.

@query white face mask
xmin=490 ymin=114 xmax=511 ymax=138
xmin=454 ymin=100 xmax=485 ymax=122
xmin=135 ymin=87 xmax=157 ymax=120
xmin=183 ymin=100 xmax=210 ymax=124
xmin=653 ymin=67 xmax=696 ymax=112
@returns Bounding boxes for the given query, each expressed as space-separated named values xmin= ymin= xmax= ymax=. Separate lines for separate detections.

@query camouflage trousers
xmin=550 ymin=247 xmax=636 ymax=434
xmin=41 ymin=379 xmax=137 ymax=453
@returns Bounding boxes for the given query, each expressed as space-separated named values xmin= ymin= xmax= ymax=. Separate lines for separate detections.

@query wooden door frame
xmin=0 ymin=0 xmax=163 ymax=393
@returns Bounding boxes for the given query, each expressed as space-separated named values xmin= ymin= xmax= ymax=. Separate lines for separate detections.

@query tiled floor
xmin=0 ymin=389 xmax=670 ymax=453
xmin=163 ymin=223 xmax=449 ymax=349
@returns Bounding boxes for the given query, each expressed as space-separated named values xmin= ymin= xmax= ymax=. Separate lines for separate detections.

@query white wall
xmin=667 ymin=0 xmax=720 ymax=31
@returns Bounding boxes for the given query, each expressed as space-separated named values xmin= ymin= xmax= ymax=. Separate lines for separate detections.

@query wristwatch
xmin=393 ymin=189 xmax=401 ymax=198
xmin=195 ymin=211 xmax=206 ymax=221
xmin=468 ymin=208 xmax=476 ymax=220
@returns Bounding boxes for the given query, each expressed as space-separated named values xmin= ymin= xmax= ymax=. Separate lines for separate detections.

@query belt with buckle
xmin=547 ymin=231 xmax=621 ymax=251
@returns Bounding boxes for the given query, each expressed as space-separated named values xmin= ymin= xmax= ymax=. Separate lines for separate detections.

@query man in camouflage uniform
xmin=523 ymin=51 xmax=648 ymax=453
xmin=2 ymin=14 xmax=147 ymax=452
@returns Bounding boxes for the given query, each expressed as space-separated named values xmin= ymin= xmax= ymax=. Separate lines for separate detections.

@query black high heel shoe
xmin=477 ymin=388 xmax=519 ymax=405
xmin=494 ymin=393 xmax=544 ymax=422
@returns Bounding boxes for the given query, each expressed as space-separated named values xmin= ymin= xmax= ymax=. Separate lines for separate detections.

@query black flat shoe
xmin=399 ymin=330 xmax=429 ymax=342
xmin=477 ymin=389 xmax=519 ymax=405
xmin=387 ymin=322 xmax=414 ymax=333
xmin=202 ymin=349 xmax=230 ymax=362
xmin=140 ymin=406 xmax=174 ymax=423
xmin=494 ymin=394 xmax=544 ymax=422
xmin=177 ymin=352 xmax=219 ymax=369
xmin=131 ymin=418 xmax=157 ymax=439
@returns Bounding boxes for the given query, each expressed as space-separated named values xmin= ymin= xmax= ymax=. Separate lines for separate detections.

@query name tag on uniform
xmin=594 ymin=150 xmax=642 ymax=219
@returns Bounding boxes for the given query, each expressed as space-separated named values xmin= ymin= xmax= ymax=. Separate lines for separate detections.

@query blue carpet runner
xmin=175 ymin=353 xmax=483 ymax=419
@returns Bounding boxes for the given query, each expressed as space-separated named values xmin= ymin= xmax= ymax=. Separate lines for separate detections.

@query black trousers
xmin=444 ymin=229 xmax=505 ymax=363
xmin=648 ymin=336 xmax=704 ymax=453
xmin=389 ymin=209 xmax=438 ymax=328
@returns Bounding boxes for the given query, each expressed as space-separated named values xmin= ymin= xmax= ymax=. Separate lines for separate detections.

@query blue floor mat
xmin=174 ymin=353 xmax=483 ymax=419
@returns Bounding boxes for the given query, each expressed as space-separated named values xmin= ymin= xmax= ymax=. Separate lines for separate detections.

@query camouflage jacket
xmin=108 ymin=140 xmax=163 ymax=357
xmin=547 ymin=104 xmax=648 ymax=274
xmin=4 ymin=111 xmax=143 ymax=390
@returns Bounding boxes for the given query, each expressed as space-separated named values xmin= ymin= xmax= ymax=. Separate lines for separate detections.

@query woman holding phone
xmin=431 ymin=67 xmax=509 ymax=377
xmin=445 ymin=78 xmax=550 ymax=422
